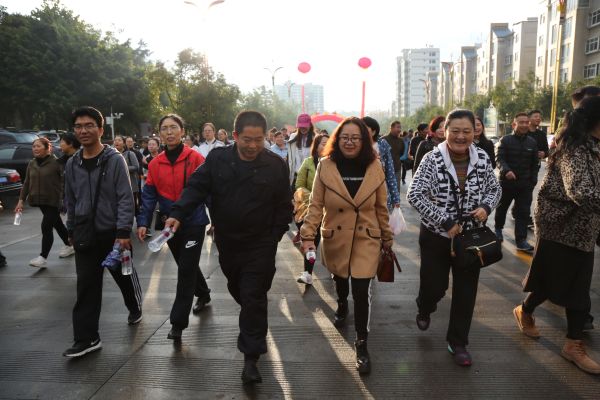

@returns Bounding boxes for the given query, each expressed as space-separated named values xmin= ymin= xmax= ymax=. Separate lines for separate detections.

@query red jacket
xmin=138 ymin=145 xmax=208 ymax=227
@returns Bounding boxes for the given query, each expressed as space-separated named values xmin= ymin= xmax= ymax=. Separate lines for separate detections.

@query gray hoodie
xmin=65 ymin=145 xmax=134 ymax=238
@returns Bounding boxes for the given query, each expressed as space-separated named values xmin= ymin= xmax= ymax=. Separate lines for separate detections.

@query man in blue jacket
xmin=63 ymin=106 xmax=142 ymax=358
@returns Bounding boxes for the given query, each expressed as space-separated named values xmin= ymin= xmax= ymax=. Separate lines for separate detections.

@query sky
xmin=4 ymin=0 xmax=543 ymax=113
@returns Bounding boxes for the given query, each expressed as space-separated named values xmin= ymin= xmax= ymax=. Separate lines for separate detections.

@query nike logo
xmin=185 ymin=241 xmax=198 ymax=249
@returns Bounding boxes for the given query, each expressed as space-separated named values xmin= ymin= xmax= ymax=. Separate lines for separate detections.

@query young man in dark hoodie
xmin=63 ymin=106 xmax=143 ymax=358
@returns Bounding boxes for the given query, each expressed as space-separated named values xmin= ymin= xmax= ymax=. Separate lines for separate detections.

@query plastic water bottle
xmin=148 ymin=228 xmax=174 ymax=252
xmin=13 ymin=211 xmax=22 ymax=226
xmin=101 ymin=242 xmax=122 ymax=271
xmin=121 ymin=249 xmax=133 ymax=275
xmin=306 ymin=249 xmax=316 ymax=265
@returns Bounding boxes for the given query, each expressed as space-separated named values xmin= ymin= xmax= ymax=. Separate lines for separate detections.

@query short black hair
xmin=361 ymin=116 xmax=380 ymax=139
xmin=234 ymin=111 xmax=267 ymax=134
xmin=514 ymin=112 xmax=529 ymax=120
xmin=390 ymin=120 xmax=401 ymax=128
xmin=61 ymin=132 xmax=81 ymax=149
xmin=571 ymin=85 xmax=600 ymax=104
xmin=527 ymin=109 xmax=542 ymax=117
xmin=71 ymin=106 xmax=104 ymax=129
xmin=417 ymin=123 xmax=429 ymax=132
xmin=159 ymin=114 xmax=184 ymax=130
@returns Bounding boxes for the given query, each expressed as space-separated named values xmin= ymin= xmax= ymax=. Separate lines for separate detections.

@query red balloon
xmin=298 ymin=62 xmax=311 ymax=74
xmin=358 ymin=57 xmax=372 ymax=69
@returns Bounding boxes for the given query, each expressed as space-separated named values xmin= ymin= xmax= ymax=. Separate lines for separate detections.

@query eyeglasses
xmin=160 ymin=125 xmax=181 ymax=133
xmin=74 ymin=123 xmax=97 ymax=131
xmin=339 ymin=136 xmax=362 ymax=143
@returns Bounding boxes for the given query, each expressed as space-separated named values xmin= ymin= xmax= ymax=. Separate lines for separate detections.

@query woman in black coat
xmin=474 ymin=116 xmax=496 ymax=169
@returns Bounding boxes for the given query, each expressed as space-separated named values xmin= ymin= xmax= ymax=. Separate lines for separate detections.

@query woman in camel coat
xmin=301 ymin=117 xmax=393 ymax=375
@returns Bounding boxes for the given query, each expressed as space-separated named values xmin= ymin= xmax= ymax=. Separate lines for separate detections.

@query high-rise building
xmin=477 ymin=23 xmax=514 ymax=93
xmin=274 ymin=81 xmax=325 ymax=114
xmin=510 ymin=17 xmax=538 ymax=83
xmin=535 ymin=0 xmax=600 ymax=86
xmin=453 ymin=45 xmax=480 ymax=104
xmin=396 ymin=48 xmax=440 ymax=117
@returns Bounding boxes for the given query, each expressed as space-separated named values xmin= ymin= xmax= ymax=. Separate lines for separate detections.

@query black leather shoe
xmin=355 ymin=339 xmax=371 ymax=375
xmin=333 ymin=300 xmax=348 ymax=327
xmin=416 ymin=313 xmax=430 ymax=331
xmin=241 ymin=358 xmax=262 ymax=384
xmin=193 ymin=294 xmax=211 ymax=314
xmin=167 ymin=327 xmax=182 ymax=341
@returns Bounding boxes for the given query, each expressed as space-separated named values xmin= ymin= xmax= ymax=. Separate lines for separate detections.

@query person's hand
xmin=301 ymin=240 xmax=315 ymax=254
xmin=447 ymin=224 xmax=462 ymax=238
xmin=505 ymin=171 xmax=517 ymax=180
xmin=117 ymin=238 xmax=132 ymax=250
xmin=469 ymin=207 xmax=488 ymax=223
xmin=382 ymin=239 xmax=393 ymax=249
xmin=137 ymin=227 xmax=147 ymax=242
xmin=408 ymin=155 xmax=414 ymax=160
xmin=14 ymin=200 xmax=23 ymax=213
xmin=164 ymin=217 xmax=181 ymax=233
xmin=394 ymin=203 xmax=400 ymax=208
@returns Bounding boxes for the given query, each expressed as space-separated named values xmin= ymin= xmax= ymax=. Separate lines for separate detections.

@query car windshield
xmin=15 ymin=133 xmax=39 ymax=143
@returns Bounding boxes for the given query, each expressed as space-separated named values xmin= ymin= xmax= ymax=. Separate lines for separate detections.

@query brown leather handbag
xmin=377 ymin=247 xmax=402 ymax=282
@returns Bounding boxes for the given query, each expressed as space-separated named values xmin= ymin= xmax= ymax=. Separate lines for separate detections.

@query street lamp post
xmin=418 ymin=79 xmax=430 ymax=105
xmin=264 ymin=66 xmax=283 ymax=90
xmin=106 ymin=106 xmax=123 ymax=141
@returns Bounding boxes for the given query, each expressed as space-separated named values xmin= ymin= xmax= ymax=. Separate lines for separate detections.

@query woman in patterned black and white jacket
xmin=407 ymin=109 xmax=501 ymax=367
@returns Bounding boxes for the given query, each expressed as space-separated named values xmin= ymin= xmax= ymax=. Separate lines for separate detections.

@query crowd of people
xmin=6 ymin=84 xmax=600 ymax=385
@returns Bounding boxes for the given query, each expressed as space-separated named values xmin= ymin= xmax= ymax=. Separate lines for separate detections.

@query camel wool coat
xmin=300 ymin=157 xmax=393 ymax=279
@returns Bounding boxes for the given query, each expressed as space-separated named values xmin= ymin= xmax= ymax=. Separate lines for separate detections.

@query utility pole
xmin=550 ymin=0 xmax=567 ymax=133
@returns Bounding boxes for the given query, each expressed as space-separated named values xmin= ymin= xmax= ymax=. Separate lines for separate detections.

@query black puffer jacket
xmin=475 ymin=137 xmax=496 ymax=169
xmin=414 ymin=138 xmax=436 ymax=172
xmin=496 ymin=132 xmax=538 ymax=187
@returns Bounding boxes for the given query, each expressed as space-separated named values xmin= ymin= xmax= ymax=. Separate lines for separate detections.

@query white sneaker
xmin=59 ymin=245 xmax=75 ymax=258
xmin=297 ymin=271 xmax=313 ymax=285
xmin=29 ymin=256 xmax=47 ymax=268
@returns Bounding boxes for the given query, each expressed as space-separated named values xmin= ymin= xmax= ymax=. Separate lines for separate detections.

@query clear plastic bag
xmin=389 ymin=207 xmax=407 ymax=235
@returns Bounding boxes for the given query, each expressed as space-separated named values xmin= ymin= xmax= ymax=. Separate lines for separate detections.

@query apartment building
xmin=396 ymin=48 xmax=440 ymax=117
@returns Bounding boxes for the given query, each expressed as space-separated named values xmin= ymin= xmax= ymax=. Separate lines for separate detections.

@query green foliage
xmin=237 ymin=86 xmax=298 ymax=130
xmin=400 ymin=104 xmax=446 ymax=130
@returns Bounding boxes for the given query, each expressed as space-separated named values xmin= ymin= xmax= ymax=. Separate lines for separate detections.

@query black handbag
xmin=71 ymin=160 xmax=106 ymax=252
xmin=446 ymin=170 xmax=503 ymax=270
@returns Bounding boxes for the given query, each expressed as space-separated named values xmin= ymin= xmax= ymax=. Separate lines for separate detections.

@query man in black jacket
xmin=408 ymin=123 xmax=429 ymax=163
xmin=166 ymin=111 xmax=292 ymax=385
xmin=495 ymin=112 xmax=538 ymax=252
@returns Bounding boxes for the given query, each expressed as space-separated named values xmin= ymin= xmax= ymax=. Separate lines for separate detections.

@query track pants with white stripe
xmin=72 ymin=231 xmax=143 ymax=342
xmin=333 ymin=275 xmax=372 ymax=340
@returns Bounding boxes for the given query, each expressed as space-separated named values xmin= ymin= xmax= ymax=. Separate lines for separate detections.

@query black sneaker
xmin=516 ymin=241 xmax=534 ymax=253
xmin=333 ymin=300 xmax=348 ymax=327
xmin=128 ymin=310 xmax=143 ymax=325
xmin=448 ymin=343 xmax=472 ymax=366
xmin=495 ymin=228 xmax=504 ymax=242
xmin=416 ymin=313 xmax=431 ymax=331
xmin=241 ymin=357 xmax=262 ymax=384
xmin=355 ymin=339 xmax=371 ymax=375
xmin=193 ymin=294 xmax=211 ymax=314
xmin=167 ymin=327 xmax=182 ymax=341
xmin=63 ymin=339 xmax=102 ymax=357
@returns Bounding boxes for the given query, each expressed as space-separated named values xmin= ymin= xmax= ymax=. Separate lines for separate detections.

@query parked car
xmin=0 ymin=143 xmax=61 ymax=180
xmin=0 ymin=130 xmax=38 ymax=145
xmin=0 ymin=167 xmax=23 ymax=209
xmin=38 ymin=130 xmax=63 ymax=145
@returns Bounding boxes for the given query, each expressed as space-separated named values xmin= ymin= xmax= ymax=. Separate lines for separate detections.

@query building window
xmin=560 ymin=68 xmax=568 ymax=83
xmin=504 ymin=55 xmax=513 ymax=65
xmin=586 ymin=37 xmax=599 ymax=54
xmin=590 ymin=9 xmax=600 ymax=27
xmin=515 ymin=52 xmax=519 ymax=62
xmin=584 ymin=64 xmax=598 ymax=78
xmin=538 ymin=35 xmax=544 ymax=46
xmin=504 ymin=71 xmax=512 ymax=81
xmin=549 ymin=71 xmax=554 ymax=83
xmin=564 ymin=17 xmax=573 ymax=38
xmin=551 ymin=24 xmax=557 ymax=44
xmin=550 ymin=48 xmax=556 ymax=64
xmin=514 ymin=33 xmax=519 ymax=43
xmin=580 ymin=0 xmax=590 ymax=7
xmin=537 ymin=56 xmax=543 ymax=66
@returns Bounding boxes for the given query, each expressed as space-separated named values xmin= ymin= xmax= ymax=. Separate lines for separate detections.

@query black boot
xmin=333 ymin=300 xmax=348 ymax=327
xmin=355 ymin=339 xmax=371 ymax=375
xmin=241 ymin=355 xmax=262 ymax=384
xmin=167 ymin=327 xmax=182 ymax=341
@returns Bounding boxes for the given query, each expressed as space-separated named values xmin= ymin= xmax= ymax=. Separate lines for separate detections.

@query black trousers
xmin=39 ymin=205 xmax=69 ymax=258
xmin=494 ymin=184 xmax=533 ymax=243
xmin=523 ymin=292 xmax=587 ymax=340
xmin=216 ymin=238 xmax=277 ymax=357
xmin=333 ymin=275 xmax=372 ymax=340
xmin=416 ymin=225 xmax=480 ymax=346
xmin=167 ymin=225 xmax=209 ymax=330
xmin=72 ymin=232 xmax=143 ymax=342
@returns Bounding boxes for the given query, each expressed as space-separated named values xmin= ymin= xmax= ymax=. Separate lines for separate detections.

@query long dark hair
xmin=474 ymin=116 xmax=488 ymax=140
xmin=322 ymin=117 xmax=376 ymax=167
xmin=551 ymin=95 xmax=600 ymax=166
xmin=288 ymin=125 xmax=315 ymax=149
xmin=310 ymin=133 xmax=329 ymax=167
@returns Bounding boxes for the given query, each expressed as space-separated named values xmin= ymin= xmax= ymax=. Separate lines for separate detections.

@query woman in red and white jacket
xmin=136 ymin=113 xmax=211 ymax=342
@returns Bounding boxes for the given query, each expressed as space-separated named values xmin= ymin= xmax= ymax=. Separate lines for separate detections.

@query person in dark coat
xmin=474 ymin=116 xmax=496 ymax=169
xmin=165 ymin=111 xmax=292 ymax=385
xmin=513 ymin=96 xmax=600 ymax=375
xmin=414 ymin=116 xmax=445 ymax=172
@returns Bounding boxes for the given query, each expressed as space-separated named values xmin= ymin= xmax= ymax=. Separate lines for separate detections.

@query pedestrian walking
xmin=381 ymin=120 xmax=404 ymax=189
xmin=407 ymin=109 xmax=501 ymax=366
xmin=473 ymin=116 xmax=496 ymax=169
xmin=408 ymin=123 xmax=429 ymax=169
xmin=16 ymin=137 xmax=74 ymax=267
xmin=294 ymin=133 xmax=328 ymax=285
xmin=137 ymin=114 xmax=211 ymax=341
xmin=494 ymin=113 xmax=538 ymax=252
xmin=270 ymin=131 xmax=288 ymax=161
xmin=198 ymin=122 xmax=224 ymax=158
xmin=300 ymin=117 xmax=394 ymax=375
xmin=114 ymin=135 xmax=141 ymax=215
xmin=165 ymin=111 xmax=292 ymax=384
xmin=63 ymin=106 xmax=142 ymax=358
xmin=414 ymin=116 xmax=445 ymax=172
xmin=399 ymin=131 xmax=411 ymax=184
xmin=217 ymin=128 xmax=231 ymax=145
xmin=513 ymin=96 xmax=600 ymax=374
xmin=363 ymin=116 xmax=401 ymax=210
